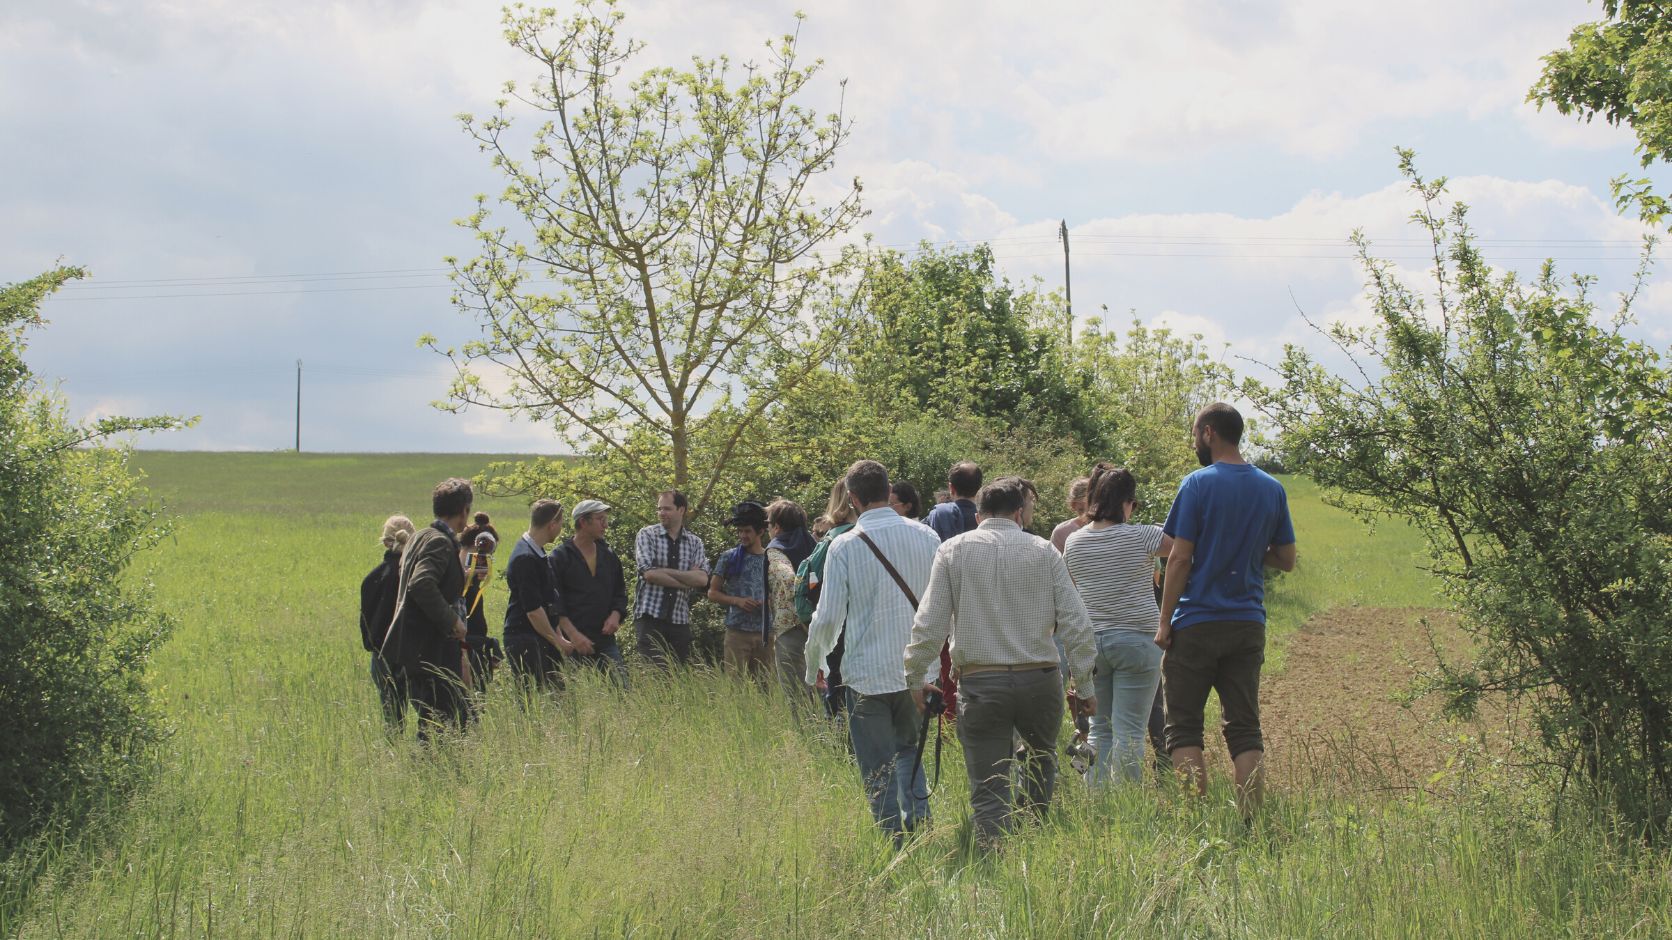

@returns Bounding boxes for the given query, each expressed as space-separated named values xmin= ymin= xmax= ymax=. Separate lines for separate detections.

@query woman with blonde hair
xmin=796 ymin=477 xmax=859 ymax=716
xmin=361 ymin=514 xmax=415 ymax=730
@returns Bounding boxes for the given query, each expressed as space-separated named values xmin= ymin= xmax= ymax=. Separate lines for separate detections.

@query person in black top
xmin=550 ymin=499 xmax=631 ymax=687
xmin=458 ymin=512 xmax=504 ymax=696
xmin=382 ymin=479 xmax=474 ymax=742
xmin=360 ymin=514 xmax=414 ymax=730
xmin=503 ymin=498 xmax=586 ymax=689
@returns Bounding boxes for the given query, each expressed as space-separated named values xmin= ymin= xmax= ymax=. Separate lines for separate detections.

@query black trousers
xmin=406 ymin=666 xmax=465 ymax=743
xmin=505 ymin=632 xmax=566 ymax=690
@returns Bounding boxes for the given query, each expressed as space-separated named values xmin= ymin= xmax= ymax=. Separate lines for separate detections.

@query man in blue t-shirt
xmin=1156 ymin=403 xmax=1296 ymax=817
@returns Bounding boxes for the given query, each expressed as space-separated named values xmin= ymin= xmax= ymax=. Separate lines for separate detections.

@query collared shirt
xmin=549 ymin=536 xmax=629 ymax=641
xmin=632 ymin=524 xmax=709 ymax=625
xmin=906 ymin=517 xmax=1096 ymax=688
xmin=805 ymin=507 xmax=941 ymax=695
xmin=925 ymin=498 xmax=978 ymax=543
xmin=503 ymin=533 xmax=558 ymax=638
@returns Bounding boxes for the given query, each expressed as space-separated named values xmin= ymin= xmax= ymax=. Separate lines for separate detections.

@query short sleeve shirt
xmin=718 ymin=548 xmax=768 ymax=634
xmin=1162 ymin=463 xmax=1295 ymax=630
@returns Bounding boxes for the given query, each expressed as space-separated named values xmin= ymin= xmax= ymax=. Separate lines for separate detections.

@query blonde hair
xmin=380 ymin=514 xmax=415 ymax=550
xmin=823 ymin=477 xmax=857 ymax=527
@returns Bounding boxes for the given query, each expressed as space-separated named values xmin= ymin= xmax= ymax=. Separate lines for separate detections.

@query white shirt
xmin=804 ymin=507 xmax=941 ymax=695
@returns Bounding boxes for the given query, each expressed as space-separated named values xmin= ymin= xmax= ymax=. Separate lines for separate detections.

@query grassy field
xmin=5 ymin=453 xmax=1669 ymax=938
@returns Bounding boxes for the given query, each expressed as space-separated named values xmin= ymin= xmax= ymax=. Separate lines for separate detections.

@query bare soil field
xmin=1262 ymin=606 xmax=1520 ymax=794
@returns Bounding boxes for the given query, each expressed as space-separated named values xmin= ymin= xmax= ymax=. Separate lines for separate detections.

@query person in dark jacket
xmin=360 ymin=514 xmax=415 ymax=730
xmin=550 ymin=499 xmax=630 ymax=687
xmin=381 ymin=478 xmax=473 ymax=742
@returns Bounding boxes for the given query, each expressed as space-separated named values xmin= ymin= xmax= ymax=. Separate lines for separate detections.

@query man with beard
xmin=1153 ymin=403 xmax=1296 ymax=819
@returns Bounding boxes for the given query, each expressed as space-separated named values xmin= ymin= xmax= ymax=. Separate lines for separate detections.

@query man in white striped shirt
xmin=805 ymin=459 xmax=941 ymax=840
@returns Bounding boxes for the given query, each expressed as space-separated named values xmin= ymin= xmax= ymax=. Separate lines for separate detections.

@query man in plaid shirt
xmin=633 ymin=489 xmax=710 ymax=667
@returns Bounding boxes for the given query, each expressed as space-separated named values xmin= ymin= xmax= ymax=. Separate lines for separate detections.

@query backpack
xmin=793 ymin=523 xmax=853 ymax=625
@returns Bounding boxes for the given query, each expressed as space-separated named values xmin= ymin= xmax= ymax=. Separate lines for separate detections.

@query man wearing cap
xmin=548 ymin=498 xmax=631 ymax=687
xmin=708 ymin=500 xmax=773 ymax=677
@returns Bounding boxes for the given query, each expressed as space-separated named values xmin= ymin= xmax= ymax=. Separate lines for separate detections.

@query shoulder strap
xmin=857 ymin=530 xmax=918 ymax=610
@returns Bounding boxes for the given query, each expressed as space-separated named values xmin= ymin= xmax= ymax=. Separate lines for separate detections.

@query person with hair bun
xmin=457 ymin=512 xmax=503 ymax=702
xmin=1063 ymin=468 xmax=1174 ymax=786
xmin=361 ymin=514 xmax=415 ymax=730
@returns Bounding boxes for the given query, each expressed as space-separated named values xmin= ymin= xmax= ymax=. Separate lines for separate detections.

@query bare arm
xmin=554 ymin=615 xmax=594 ymax=655
xmin=1156 ymin=537 xmax=1194 ymax=650
xmin=526 ymin=606 xmax=574 ymax=654
xmin=1156 ymin=534 xmax=1175 ymax=558
xmin=1265 ymin=542 xmax=1297 ymax=572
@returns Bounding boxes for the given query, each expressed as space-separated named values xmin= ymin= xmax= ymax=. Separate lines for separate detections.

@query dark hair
xmin=1196 ymin=402 xmax=1244 ymax=445
xmin=1086 ymin=467 xmax=1137 ymax=523
xmin=658 ymin=489 xmax=689 ymax=510
xmin=461 ymin=511 xmax=498 ymax=550
xmin=977 ymin=476 xmax=1034 ymax=517
xmin=432 ymin=477 xmax=474 ymax=520
xmin=766 ymin=498 xmax=807 ymax=532
xmin=845 ymin=459 xmax=891 ymax=507
xmin=890 ymin=482 xmax=922 ymax=518
xmin=531 ymin=498 xmax=563 ymax=528
xmin=948 ymin=461 xmax=983 ymax=498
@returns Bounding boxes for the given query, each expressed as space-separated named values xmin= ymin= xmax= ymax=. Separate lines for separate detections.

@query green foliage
xmin=1071 ymin=315 xmax=1232 ymax=519
xmin=0 ymin=268 xmax=191 ymax=851
xmin=846 ymin=243 xmax=1104 ymax=452
xmin=1531 ymin=1 xmax=1672 ymax=224
xmin=1248 ymin=153 xmax=1672 ymax=836
xmin=436 ymin=0 xmax=865 ymax=505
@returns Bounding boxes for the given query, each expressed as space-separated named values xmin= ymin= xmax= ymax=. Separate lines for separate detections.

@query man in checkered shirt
xmin=632 ymin=489 xmax=710 ymax=667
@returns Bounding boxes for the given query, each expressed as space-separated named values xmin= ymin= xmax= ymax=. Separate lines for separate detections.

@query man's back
xmin=811 ymin=508 xmax=939 ymax=694
xmin=384 ymin=524 xmax=464 ymax=670
xmin=1163 ymin=463 xmax=1295 ymax=629
xmin=924 ymin=498 xmax=976 ymax=543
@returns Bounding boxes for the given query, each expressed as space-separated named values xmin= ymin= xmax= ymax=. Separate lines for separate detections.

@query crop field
xmin=5 ymin=452 xmax=1670 ymax=938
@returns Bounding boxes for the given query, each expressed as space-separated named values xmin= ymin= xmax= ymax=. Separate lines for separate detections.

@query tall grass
xmin=5 ymin=455 xmax=1667 ymax=937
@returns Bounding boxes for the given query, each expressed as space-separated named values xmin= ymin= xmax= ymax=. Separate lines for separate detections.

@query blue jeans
xmin=1090 ymin=630 xmax=1163 ymax=786
xmin=845 ymin=689 xmax=930 ymax=835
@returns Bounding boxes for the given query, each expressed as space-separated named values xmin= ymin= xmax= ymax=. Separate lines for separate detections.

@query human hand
xmin=1153 ymin=625 xmax=1171 ymax=651
xmin=570 ymin=634 xmax=595 ymax=656
xmin=739 ymin=598 xmax=761 ymax=613
xmin=453 ymin=618 xmax=468 ymax=641
xmin=602 ymin=612 xmax=621 ymax=636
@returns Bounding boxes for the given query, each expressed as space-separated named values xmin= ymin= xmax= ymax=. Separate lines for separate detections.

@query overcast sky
xmin=4 ymin=0 xmax=1666 ymax=453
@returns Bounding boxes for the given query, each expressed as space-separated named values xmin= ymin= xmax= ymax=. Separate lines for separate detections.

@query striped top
xmin=805 ymin=507 xmax=941 ymax=696
xmin=1063 ymin=523 xmax=1164 ymax=633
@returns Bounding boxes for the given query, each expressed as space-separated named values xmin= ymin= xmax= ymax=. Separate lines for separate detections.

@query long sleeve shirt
xmin=905 ymin=517 xmax=1096 ymax=689
xmin=804 ymin=507 xmax=941 ymax=695
xmin=549 ymin=537 xmax=630 ymax=641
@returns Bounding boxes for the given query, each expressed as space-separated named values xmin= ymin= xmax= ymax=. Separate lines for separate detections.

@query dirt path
xmin=1260 ymin=607 xmax=1518 ymax=793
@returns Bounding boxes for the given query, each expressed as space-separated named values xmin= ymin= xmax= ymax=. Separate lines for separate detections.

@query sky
xmin=3 ymin=0 xmax=1666 ymax=453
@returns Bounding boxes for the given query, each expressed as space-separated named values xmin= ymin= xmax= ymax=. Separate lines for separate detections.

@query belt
xmin=958 ymin=661 xmax=1058 ymax=677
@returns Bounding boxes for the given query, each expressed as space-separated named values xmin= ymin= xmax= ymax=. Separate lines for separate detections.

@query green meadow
xmin=5 ymin=452 xmax=1668 ymax=938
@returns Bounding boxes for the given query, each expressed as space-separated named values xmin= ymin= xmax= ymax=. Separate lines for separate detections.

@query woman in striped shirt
xmin=1063 ymin=466 xmax=1174 ymax=786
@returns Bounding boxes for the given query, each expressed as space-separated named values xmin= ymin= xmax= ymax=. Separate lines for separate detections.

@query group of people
xmin=358 ymin=402 xmax=1296 ymax=850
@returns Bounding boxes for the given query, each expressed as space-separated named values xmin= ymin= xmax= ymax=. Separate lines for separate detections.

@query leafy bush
xmin=1249 ymin=155 xmax=1672 ymax=837
xmin=0 ymin=268 xmax=188 ymax=849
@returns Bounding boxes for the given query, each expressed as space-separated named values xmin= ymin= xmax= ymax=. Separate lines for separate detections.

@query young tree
xmin=1532 ymin=1 xmax=1672 ymax=224
xmin=432 ymin=1 xmax=864 ymax=514
xmin=1248 ymin=153 xmax=1672 ymax=836
xmin=0 ymin=268 xmax=190 ymax=851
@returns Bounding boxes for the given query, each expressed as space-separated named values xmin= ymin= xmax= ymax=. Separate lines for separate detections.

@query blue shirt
xmin=1162 ymin=463 xmax=1295 ymax=630
xmin=925 ymin=498 xmax=977 ymax=543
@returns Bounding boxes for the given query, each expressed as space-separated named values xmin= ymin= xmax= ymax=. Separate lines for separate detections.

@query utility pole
xmin=1058 ymin=219 xmax=1073 ymax=344
xmin=295 ymin=359 xmax=302 ymax=453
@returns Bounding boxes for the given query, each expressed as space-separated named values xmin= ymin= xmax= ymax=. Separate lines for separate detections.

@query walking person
xmin=1050 ymin=476 xmax=1092 ymax=554
xmin=709 ymin=501 xmax=773 ymax=678
xmin=765 ymin=499 xmax=816 ymax=714
xmin=381 ymin=478 xmax=475 ymax=742
xmin=924 ymin=461 xmax=981 ymax=542
xmin=1064 ymin=467 xmax=1174 ymax=786
xmin=549 ymin=499 xmax=630 ymax=687
xmin=360 ymin=514 xmax=414 ymax=730
xmin=805 ymin=460 xmax=941 ymax=841
xmin=1155 ymin=403 xmax=1296 ymax=818
xmin=633 ymin=490 xmax=709 ymax=668
xmin=906 ymin=476 xmax=1097 ymax=850
xmin=503 ymin=499 xmax=584 ymax=689
xmin=889 ymin=481 xmax=924 ymax=520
